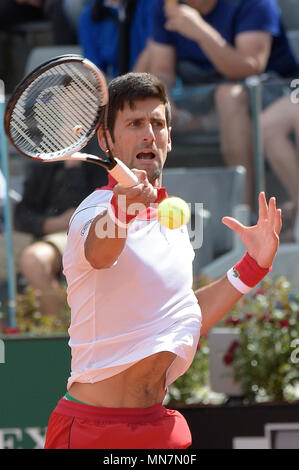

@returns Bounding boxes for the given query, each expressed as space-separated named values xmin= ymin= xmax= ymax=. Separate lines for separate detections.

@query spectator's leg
xmin=214 ymin=83 xmax=254 ymax=209
xmin=18 ymin=241 xmax=66 ymax=317
xmin=261 ymin=95 xmax=299 ymax=239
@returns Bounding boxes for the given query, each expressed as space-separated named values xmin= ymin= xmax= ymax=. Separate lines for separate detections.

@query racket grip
xmin=109 ymin=158 xmax=139 ymax=187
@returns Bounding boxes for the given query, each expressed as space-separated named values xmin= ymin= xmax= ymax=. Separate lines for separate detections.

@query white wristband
xmin=227 ymin=267 xmax=251 ymax=294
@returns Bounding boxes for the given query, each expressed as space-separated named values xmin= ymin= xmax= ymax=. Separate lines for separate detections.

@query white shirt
xmin=63 ymin=181 xmax=202 ymax=390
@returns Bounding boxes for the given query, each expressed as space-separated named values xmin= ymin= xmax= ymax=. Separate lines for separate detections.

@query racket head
xmin=5 ymin=54 xmax=109 ymax=163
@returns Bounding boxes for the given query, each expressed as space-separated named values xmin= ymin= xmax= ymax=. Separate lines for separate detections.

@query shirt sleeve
xmin=78 ymin=4 xmax=102 ymax=68
xmin=152 ymin=0 xmax=175 ymax=46
xmin=234 ymin=0 xmax=281 ymax=37
xmin=67 ymin=190 xmax=113 ymax=264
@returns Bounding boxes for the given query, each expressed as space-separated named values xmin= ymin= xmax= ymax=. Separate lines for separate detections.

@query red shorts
xmin=44 ymin=397 xmax=191 ymax=449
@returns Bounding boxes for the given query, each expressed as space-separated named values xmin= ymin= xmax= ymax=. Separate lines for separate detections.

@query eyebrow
xmin=123 ymin=115 xmax=166 ymax=123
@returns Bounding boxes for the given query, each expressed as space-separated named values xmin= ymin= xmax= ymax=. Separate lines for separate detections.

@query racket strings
xmin=9 ymin=62 xmax=106 ymax=159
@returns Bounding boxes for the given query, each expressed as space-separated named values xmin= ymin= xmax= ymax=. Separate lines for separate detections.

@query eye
xmin=129 ymin=119 xmax=141 ymax=127
xmin=153 ymin=120 xmax=164 ymax=128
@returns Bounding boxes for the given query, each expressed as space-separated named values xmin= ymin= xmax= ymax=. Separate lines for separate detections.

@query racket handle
xmin=110 ymin=159 xmax=158 ymax=200
xmin=109 ymin=157 xmax=139 ymax=187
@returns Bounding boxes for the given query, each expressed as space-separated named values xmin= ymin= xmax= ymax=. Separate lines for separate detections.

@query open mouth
xmin=136 ymin=152 xmax=155 ymax=160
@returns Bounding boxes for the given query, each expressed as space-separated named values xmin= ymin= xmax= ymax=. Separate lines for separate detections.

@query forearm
xmin=149 ymin=42 xmax=177 ymax=90
xmin=194 ymin=23 xmax=263 ymax=79
xmin=195 ymin=275 xmax=242 ymax=335
xmin=133 ymin=41 xmax=152 ymax=73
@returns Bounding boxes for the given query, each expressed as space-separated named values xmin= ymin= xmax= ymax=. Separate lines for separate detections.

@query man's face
xmin=183 ymin=0 xmax=217 ymax=13
xmin=106 ymin=98 xmax=171 ymax=186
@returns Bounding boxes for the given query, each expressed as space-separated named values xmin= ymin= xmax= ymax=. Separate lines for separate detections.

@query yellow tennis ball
xmin=158 ymin=197 xmax=191 ymax=229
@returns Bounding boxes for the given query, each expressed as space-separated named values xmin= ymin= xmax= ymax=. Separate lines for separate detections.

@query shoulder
xmin=68 ymin=188 xmax=113 ymax=230
xmin=74 ymin=188 xmax=113 ymax=214
xmin=233 ymin=0 xmax=281 ymax=36
xmin=237 ymin=0 xmax=280 ymax=16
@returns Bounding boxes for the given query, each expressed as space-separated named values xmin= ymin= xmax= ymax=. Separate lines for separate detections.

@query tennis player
xmin=44 ymin=72 xmax=281 ymax=449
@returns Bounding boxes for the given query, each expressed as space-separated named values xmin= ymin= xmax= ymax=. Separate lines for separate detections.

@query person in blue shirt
xmin=261 ymin=92 xmax=299 ymax=242
xmin=150 ymin=0 xmax=299 ymax=209
xmin=78 ymin=0 xmax=154 ymax=78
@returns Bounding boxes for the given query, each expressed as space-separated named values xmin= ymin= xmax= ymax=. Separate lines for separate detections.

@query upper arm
xmin=232 ymin=0 xmax=281 ymax=73
xmin=235 ymin=31 xmax=272 ymax=73
xmin=150 ymin=40 xmax=176 ymax=81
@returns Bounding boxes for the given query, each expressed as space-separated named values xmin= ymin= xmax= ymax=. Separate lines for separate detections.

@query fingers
xmin=258 ymin=192 xmax=282 ymax=235
xmin=268 ymin=196 xmax=277 ymax=226
xmin=222 ymin=216 xmax=245 ymax=236
xmin=113 ymin=169 xmax=156 ymax=205
xmin=132 ymin=169 xmax=148 ymax=184
xmin=164 ymin=1 xmax=178 ymax=16
xmin=258 ymin=191 xmax=268 ymax=220
xmin=275 ymin=208 xmax=282 ymax=235
xmin=258 ymin=192 xmax=276 ymax=223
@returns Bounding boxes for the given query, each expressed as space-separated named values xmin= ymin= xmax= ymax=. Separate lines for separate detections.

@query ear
xmin=97 ymin=128 xmax=115 ymax=154
xmin=97 ymin=128 xmax=108 ymax=153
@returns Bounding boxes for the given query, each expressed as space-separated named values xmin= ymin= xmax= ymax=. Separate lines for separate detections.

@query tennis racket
xmin=4 ymin=54 xmax=139 ymax=187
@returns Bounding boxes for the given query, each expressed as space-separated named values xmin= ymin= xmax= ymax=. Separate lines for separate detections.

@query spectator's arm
xmin=164 ymin=3 xmax=272 ymax=80
xmin=132 ymin=40 xmax=152 ymax=73
xmin=195 ymin=27 xmax=272 ymax=80
xmin=148 ymin=40 xmax=177 ymax=89
xmin=234 ymin=31 xmax=272 ymax=76
xmin=42 ymin=208 xmax=75 ymax=234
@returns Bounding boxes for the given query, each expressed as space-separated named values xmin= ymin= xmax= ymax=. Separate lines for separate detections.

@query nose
xmin=142 ymin=122 xmax=155 ymax=142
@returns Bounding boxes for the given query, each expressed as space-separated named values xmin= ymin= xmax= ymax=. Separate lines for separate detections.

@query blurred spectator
xmin=150 ymin=0 xmax=299 ymax=209
xmin=14 ymin=160 xmax=107 ymax=317
xmin=62 ymin=0 xmax=91 ymax=33
xmin=0 ymin=0 xmax=44 ymax=28
xmin=262 ymin=94 xmax=299 ymax=242
xmin=0 ymin=0 xmax=77 ymax=44
xmin=78 ymin=0 xmax=154 ymax=78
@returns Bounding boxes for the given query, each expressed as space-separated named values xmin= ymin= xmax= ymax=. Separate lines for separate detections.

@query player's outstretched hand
xmin=222 ymin=192 xmax=282 ymax=268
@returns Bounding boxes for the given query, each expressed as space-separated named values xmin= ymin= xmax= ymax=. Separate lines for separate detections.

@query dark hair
xmin=106 ymin=72 xmax=171 ymax=139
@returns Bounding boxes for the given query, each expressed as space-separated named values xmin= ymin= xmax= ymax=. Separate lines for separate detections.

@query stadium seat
xmin=162 ymin=166 xmax=248 ymax=276
xmin=276 ymin=0 xmax=299 ymax=32
xmin=25 ymin=44 xmax=83 ymax=75
xmin=11 ymin=21 xmax=53 ymax=49
xmin=287 ymin=31 xmax=299 ymax=63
